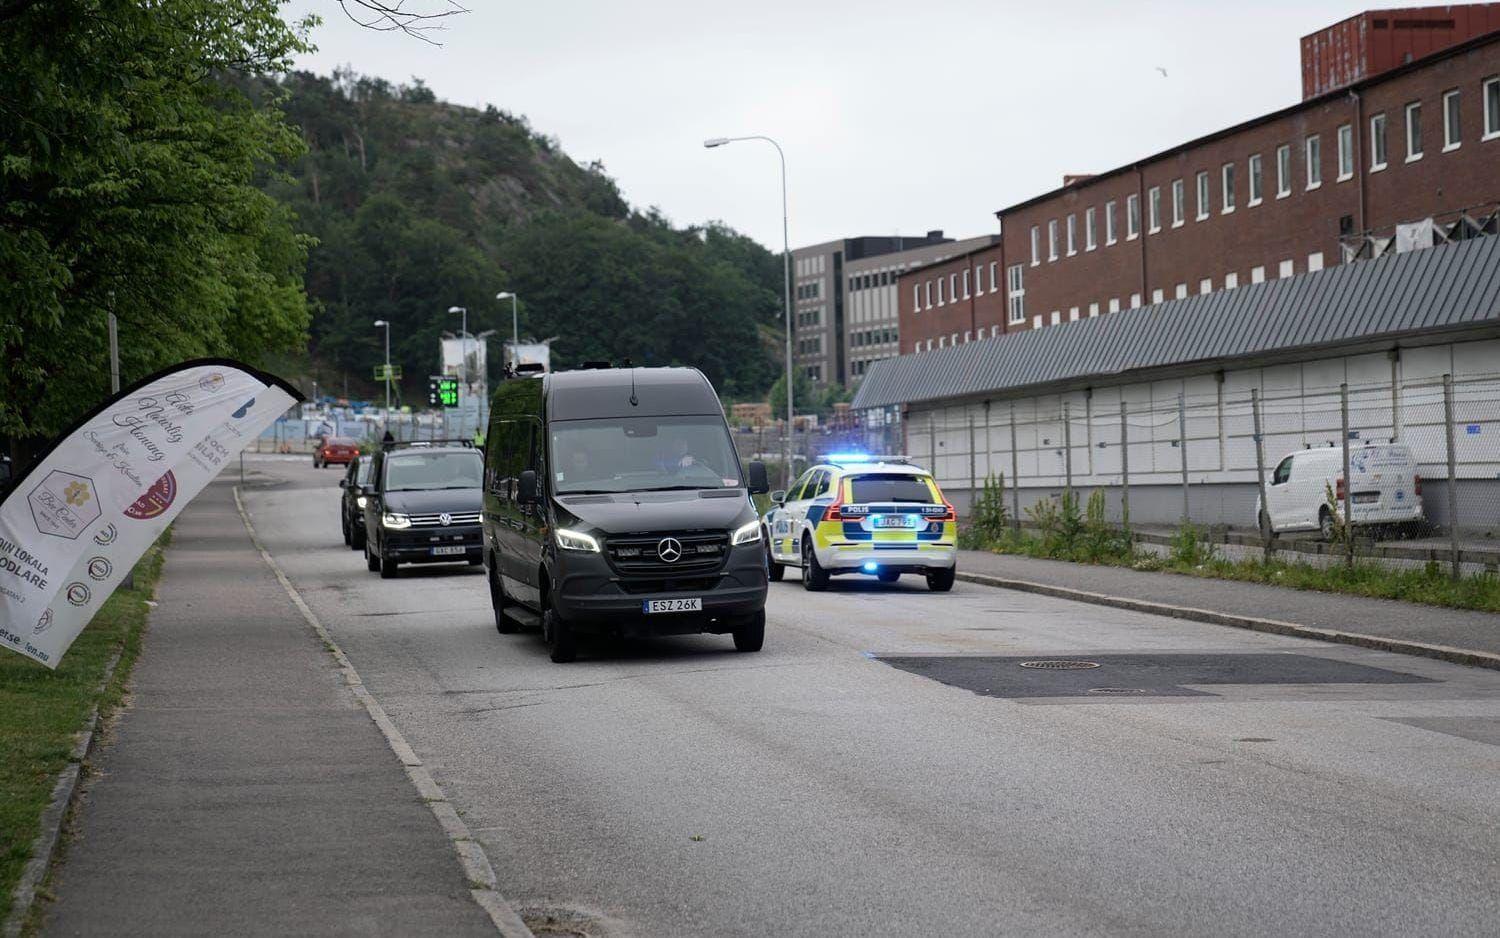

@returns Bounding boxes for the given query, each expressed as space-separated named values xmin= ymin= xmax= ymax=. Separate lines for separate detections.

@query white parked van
xmin=1256 ymin=442 xmax=1423 ymax=538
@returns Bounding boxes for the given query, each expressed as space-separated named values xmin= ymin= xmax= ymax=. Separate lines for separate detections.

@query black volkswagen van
xmin=483 ymin=367 xmax=770 ymax=663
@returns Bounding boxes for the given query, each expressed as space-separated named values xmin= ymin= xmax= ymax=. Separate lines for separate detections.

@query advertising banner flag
xmin=0 ymin=359 xmax=302 ymax=668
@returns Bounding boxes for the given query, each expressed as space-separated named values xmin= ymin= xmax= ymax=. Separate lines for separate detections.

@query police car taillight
xmin=933 ymin=501 xmax=956 ymax=522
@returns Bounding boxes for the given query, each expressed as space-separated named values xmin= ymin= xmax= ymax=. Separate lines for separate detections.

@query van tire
xmin=801 ymin=537 xmax=829 ymax=592
xmin=1319 ymin=507 xmax=1335 ymax=541
xmin=732 ymin=610 xmax=765 ymax=652
xmin=342 ymin=513 xmax=351 ymax=546
xmin=365 ymin=539 xmax=379 ymax=572
xmin=545 ymin=608 xmax=577 ymax=663
xmin=765 ymin=538 xmax=784 ymax=582
xmin=926 ymin=566 xmax=956 ymax=592
xmin=489 ymin=559 xmax=517 ymax=634
xmin=379 ymin=548 xmax=398 ymax=579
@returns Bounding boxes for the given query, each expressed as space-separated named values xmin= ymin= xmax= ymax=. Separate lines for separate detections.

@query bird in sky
xmin=1155 ymin=66 xmax=1169 ymax=78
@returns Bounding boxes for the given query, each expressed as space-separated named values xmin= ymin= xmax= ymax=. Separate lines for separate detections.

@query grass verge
xmin=0 ymin=532 xmax=169 ymax=922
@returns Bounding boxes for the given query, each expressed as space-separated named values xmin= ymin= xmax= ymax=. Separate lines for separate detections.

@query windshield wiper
xmin=636 ymin=485 xmax=719 ymax=492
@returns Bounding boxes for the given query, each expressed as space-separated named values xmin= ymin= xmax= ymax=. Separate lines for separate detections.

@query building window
xmin=962 ymin=268 xmax=971 ymax=298
xmin=1308 ymin=252 xmax=1324 ymax=272
xmin=1006 ymin=264 xmax=1025 ymax=323
xmin=951 ymin=333 xmax=958 ymax=345
xmin=924 ymin=280 xmax=931 ymax=309
xmin=937 ymin=276 xmax=945 ymax=305
xmin=1486 ymin=77 xmax=1500 ymax=139
xmin=1251 ymin=265 xmax=1265 ymax=284
xmin=1225 ymin=272 xmax=1238 ymax=290
xmin=1275 ymin=145 xmax=1291 ymax=197
xmin=1279 ymin=259 xmax=1294 ymax=278
xmin=1194 ymin=171 xmax=1209 ymax=221
xmin=1088 ymin=302 xmax=1099 ymax=317
xmin=1147 ymin=186 xmax=1161 ymax=233
xmin=1370 ymin=112 xmax=1388 ymax=170
xmin=1032 ymin=315 xmax=1042 ymax=329
xmin=1248 ymin=154 xmax=1263 ymax=205
xmin=1049 ymin=311 xmax=1060 ymax=326
xmin=1108 ymin=298 xmax=1120 ymax=313
xmin=1221 ymin=163 xmax=1235 ymax=212
xmin=1066 ymin=214 xmax=1077 ymax=255
xmin=1151 ymin=288 xmax=1164 ymax=304
xmin=1306 ymin=134 xmax=1322 ymax=188
xmin=1047 ymin=219 xmax=1059 ymax=261
xmin=949 ymin=273 xmax=957 ymax=302
xmin=1030 ymin=225 xmax=1040 ymax=266
xmin=988 ymin=261 xmax=998 ymax=292
xmin=1337 ymin=123 xmax=1353 ymax=180
xmin=1105 ymin=200 xmax=1118 ymax=244
xmin=1126 ymin=193 xmax=1140 ymax=239
xmin=1171 ymin=179 xmax=1185 ymax=226
xmin=1199 ymin=278 xmax=1212 ymax=295
xmin=912 ymin=285 xmax=920 ymax=313
xmin=939 ymin=336 xmax=946 ymax=348
xmin=1406 ymin=101 xmax=1423 ymax=161
xmin=1129 ymin=293 xmax=1141 ymax=309
xmin=973 ymin=264 xmax=982 ymax=296
xmin=1085 ymin=207 xmax=1097 ymax=249
xmin=1443 ymin=89 xmax=1462 ymax=150
xmin=1174 ymin=283 xmax=1187 ymax=300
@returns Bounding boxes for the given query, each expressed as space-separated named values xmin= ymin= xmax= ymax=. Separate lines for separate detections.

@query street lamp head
xmin=495 ymin=291 xmax=514 ymax=300
xmin=373 ymin=320 xmax=388 ymax=327
xmin=703 ymin=137 xmax=730 ymax=148
xmin=447 ymin=306 xmax=465 ymax=314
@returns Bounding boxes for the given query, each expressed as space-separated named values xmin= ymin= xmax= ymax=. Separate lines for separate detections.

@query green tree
xmin=768 ymin=368 xmax=817 ymax=418
xmin=0 ymin=0 xmax=314 ymax=458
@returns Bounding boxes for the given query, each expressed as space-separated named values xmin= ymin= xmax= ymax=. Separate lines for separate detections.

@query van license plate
xmin=430 ymin=546 xmax=466 ymax=556
xmin=643 ymin=598 xmax=702 ymax=614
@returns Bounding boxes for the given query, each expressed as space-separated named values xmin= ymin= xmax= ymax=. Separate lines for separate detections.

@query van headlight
xmin=555 ymin=528 xmax=600 ymax=552
xmin=731 ymin=520 xmax=762 ymax=545
xmin=382 ymin=512 xmax=411 ymax=529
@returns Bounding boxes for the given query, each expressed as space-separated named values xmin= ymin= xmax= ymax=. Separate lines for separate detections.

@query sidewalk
xmin=957 ymin=550 xmax=1500 ymax=659
xmin=42 ymin=478 xmax=495 ymax=936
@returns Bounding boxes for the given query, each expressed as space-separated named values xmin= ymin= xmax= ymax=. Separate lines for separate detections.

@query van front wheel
xmin=732 ymin=610 xmax=765 ymax=653
xmin=544 ymin=608 xmax=577 ymax=663
xmin=1319 ymin=507 xmax=1335 ymax=541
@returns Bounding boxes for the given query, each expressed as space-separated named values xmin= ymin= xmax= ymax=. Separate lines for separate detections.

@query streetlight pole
xmin=373 ymin=319 xmax=391 ymax=434
xmin=447 ymin=306 xmax=468 ymax=439
xmin=496 ymin=291 xmax=518 ymax=347
xmin=704 ymin=135 xmax=794 ymax=485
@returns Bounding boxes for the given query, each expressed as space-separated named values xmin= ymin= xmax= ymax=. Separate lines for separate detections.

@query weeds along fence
xmin=907 ymin=371 xmax=1500 ymax=577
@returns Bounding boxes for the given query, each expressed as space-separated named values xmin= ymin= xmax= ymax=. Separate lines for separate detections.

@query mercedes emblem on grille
xmin=439 ymin=512 xmax=452 ymax=526
xmin=657 ymin=537 xmax=683 ymax=563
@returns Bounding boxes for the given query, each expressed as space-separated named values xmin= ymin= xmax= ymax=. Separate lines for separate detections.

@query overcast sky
xmin=284 ymin=0 xmax=1382 ymax=250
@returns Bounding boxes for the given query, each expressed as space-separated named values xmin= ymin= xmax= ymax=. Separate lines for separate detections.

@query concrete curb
xmin=954 ymin=570 xmax=1500 ymax=672
xmin=234 ymin=487 xmax=534 ymax=938
xmin=4 ymin=646 xmax=125 ymax=938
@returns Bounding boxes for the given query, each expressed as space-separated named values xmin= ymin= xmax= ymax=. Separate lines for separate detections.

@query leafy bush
xmin=1169 ymin=523 xmax=1216 ymax=567
xmin=959 ymin=472 xmax=1011 ymax=549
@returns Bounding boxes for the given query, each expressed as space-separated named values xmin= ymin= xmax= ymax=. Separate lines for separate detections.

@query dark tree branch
xmin=335 ymin=0 xmax=469 ymax=45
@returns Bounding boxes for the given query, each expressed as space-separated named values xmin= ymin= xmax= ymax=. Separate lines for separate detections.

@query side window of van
xmin=1272 ymin=455 xmax=1294 ymax=485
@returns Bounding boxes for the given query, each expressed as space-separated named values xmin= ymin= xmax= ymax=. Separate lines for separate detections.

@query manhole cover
xmin=1087 ymin=686 xmax=1150 ymax=695
xmin=1019 ymin=660 xmax=1100 ymax=670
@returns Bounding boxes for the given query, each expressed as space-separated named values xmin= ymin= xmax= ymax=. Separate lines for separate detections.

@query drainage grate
xmin=1019 ymin=660 xmax=1100 ymax=670
xmin=1087 ymin=686 xmax=1150 ymax=695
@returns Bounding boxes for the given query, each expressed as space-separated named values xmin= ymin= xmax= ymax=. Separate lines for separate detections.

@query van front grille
xmin=605 ymin=532 xmax=728 ymax=576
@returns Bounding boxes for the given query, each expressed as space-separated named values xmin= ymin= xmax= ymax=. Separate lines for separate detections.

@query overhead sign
xmin=373 ymin=364 xmax=403 ymax=380
xmin=0 ymin=359 xmax=301 ymax=668
xmin=428 ymin=376 xmax=460 ymax=408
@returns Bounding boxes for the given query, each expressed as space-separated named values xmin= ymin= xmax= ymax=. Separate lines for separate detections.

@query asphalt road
xmin=243 ymin=457 xmax=1500 ymax=937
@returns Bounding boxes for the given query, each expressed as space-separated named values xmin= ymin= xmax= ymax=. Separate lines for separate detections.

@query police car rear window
xmin=849 ymin=474 xmax=934 ymax=503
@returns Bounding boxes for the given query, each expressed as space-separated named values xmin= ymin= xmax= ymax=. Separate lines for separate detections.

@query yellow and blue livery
xmin=761 ymin=455 xmax=957 ymax=592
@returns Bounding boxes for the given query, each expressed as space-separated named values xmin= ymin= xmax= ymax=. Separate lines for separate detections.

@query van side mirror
xmin=770 ymin=489 xmax=787 ymax=505
xmin=338 ymin=478 xmax=347 ymax=489
xmin=518 ymin=469 xmax=539 ymax=504
xmin=746 ymin=460 xmax=769 ymax=495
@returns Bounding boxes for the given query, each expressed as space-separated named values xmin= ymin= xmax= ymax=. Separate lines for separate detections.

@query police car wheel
xmin=877 ymin=570 xmax=900 ymax=583
xmin=801 ymin=537 xmax=829 ymax=591
xmin=732 ymin=610 xmax=765 ymax=652
xmin=765 ymin=539 xmax=784 ymax=582
xmin=926 ymin=566 xmax=955 ymax=592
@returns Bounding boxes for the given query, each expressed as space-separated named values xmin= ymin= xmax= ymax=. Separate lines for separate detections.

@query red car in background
xmin=314 ymin=436 xmax=359 ymax=468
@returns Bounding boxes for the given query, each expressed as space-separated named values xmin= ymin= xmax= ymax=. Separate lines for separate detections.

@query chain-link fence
xmin=909 ymin=372 xmax=1500 ymax=577
xmin=728 ymin=414 xmax=905 ymax=492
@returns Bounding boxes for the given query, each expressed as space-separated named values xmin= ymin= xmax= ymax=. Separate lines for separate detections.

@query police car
xmin=761 ymin=455 xmax=957 ymax=592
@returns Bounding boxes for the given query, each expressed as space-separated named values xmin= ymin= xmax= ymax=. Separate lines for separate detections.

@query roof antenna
xmin=627 ymin=361 xmax=638 ymax=406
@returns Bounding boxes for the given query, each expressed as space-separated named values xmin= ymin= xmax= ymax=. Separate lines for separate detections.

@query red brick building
xmin=899 ymin=12 xmax=1500 ymax=354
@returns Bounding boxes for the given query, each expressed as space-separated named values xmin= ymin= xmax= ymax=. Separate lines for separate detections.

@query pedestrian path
xmin=957 ymin=550 xmax=1500 ymax=658
xmin=42 ymin=478 xmax=495 ymax=936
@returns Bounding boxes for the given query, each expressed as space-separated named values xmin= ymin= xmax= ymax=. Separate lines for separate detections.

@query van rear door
xmin=1349 ymin=444 xmax=1418 ymax=520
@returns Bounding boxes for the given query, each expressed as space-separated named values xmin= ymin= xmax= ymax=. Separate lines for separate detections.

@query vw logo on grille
xmin=657 ymin=537 xmax=683 ymax=563
xmin=439 ymin=512 xmax=452 ymax=526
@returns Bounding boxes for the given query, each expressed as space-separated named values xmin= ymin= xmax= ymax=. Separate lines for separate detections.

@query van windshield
xmin=383 ymin=451 xmax=483 ymax=491
xmin=551 ymin=415 xmax=743 ymax=494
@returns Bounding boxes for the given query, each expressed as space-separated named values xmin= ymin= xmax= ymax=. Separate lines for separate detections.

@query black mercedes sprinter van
xmin=482 ymin=366 xmax=770 ymax=663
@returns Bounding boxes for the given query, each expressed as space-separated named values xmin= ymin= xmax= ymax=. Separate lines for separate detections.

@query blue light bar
xmin=826 ymin=452 xmax=873 ymax=463
xmin=862 ymin=562 xmax=879 ymax=573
